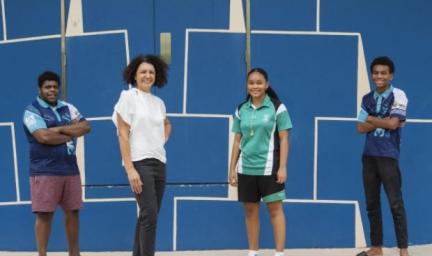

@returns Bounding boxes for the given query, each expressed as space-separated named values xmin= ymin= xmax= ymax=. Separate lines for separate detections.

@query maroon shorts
xmin=30 ymin=175 xmax=83 ymax=212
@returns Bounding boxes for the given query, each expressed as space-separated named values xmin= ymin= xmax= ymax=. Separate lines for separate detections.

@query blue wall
xmin=0 ymin=0 xmax=431 ymax=251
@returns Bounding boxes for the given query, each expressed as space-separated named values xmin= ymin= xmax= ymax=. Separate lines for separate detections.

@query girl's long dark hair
xmin=246 ymin=68 xmax=280 ymax=101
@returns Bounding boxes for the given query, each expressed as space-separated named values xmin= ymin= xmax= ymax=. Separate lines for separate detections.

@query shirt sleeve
xmin=112 ymin=90 xmax=133 ymax=127
xmin=357 ymin=107 xmax=368 ymax=122
xmin=160 ymin=99 xmax=167 ymax=119
xmin=23 ymin=107 xmax=47 ymax=133
xmin=390 ymin=89 xmax=408 ymax=121
xmin=357 ymin=95 xmax=369 ymax=122
xmin=66 ymin=103 xmax=85 ymax=121
xmin=231 ymin=108 xmax=241 ymax=133
xmin=276 ymin=104 xmax=292 ymax=131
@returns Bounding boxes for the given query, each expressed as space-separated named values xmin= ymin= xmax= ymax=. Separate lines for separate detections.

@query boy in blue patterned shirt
xmin=23 ymin=71 xmax=90 ymax=256
xmin=357 ymin=56 xmax=409 ymax=256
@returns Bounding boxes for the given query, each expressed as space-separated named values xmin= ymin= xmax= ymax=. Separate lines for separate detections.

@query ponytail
xmin=266 ymin=86 xmax=280 ymax=101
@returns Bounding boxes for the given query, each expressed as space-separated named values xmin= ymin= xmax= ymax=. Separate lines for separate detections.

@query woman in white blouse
xmin=113 ymin=54 xmax=171 ymax=256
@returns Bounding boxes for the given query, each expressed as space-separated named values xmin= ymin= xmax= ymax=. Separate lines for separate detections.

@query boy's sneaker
xmin=248 ymin=250 xmax=258 ymax=256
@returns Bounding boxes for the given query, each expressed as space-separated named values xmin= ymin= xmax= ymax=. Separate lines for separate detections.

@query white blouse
xmin=112 ymin=88 xmax=167 ymax=163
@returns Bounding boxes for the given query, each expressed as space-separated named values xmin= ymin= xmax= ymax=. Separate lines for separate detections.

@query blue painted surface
xmin=67 ymin=34 xmax=127 ymax=117
xmin=0 ymin=127 xmax=15 ymax=202
xmin=397 ymin=123 xmax=432 ymax=245
xmin=165 ymin=117 xmax=229 ymax=183
xmin=83 ymin=116 xmax=229 ymax=187
xmin=176 ymin=200 xmax=355 ymax=249
xmin=251 ymin=0 xmax=316 ymax=31
xmin=157 ymin=185 xmax=228 ymax=251
xmin=0 ymin=204 xmax=34 ymax=250
xmin=82 ymin=0 xmax=155 ymax=57
xmin=252 ymin=34 xmax=358 ymax=199
xmin=83 ymin=120 xmax=125 ymax=187
xmin=154 ymin=0 xmax=230 ymax=113
xmin=4 ymin=0 xmax=60 ymax=39
xmin=0 ymin=0 xmax=431 ymax=251
xmin=187 ymin=32 xmax=246 ymax=114
xmin=0 ymin=1 xmax=4 ymax=39
xmin=320 ymin=0 xmax=432 ymax=119
xmin=0 ymin=39 xmax=61 ymax=202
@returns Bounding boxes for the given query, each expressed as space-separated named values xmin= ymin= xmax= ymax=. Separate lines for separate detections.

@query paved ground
xmin=0 ymin=245 xmax=430 ymax=256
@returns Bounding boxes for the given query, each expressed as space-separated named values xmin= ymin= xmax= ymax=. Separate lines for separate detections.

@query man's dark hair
xmin=370 ymin=56 xmax=395 ymax=74
xmin=38 ymin=71 xmax=60 ymax=88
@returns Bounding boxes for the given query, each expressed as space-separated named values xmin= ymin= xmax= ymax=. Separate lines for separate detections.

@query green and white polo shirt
xmin=232 ymin=94 xmax=292 ymax=176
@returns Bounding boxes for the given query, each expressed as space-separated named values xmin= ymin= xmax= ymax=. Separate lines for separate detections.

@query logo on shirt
xmin=25 ymin=114 xmax=37 ymax=126
xmin=66 ymin=140 xmax=76 ymax=155
xmin=262 ymin=114 xmax=270 ymax=123
xmin=43 ymin=115 xmax=55 ymax=123
xmin=62 ymin=113 xmax=71 ymax=122
xmin=374 ymin=128 xmax=390 ymax=138
xmin=393 ymin=102 xmax=407 ymax=111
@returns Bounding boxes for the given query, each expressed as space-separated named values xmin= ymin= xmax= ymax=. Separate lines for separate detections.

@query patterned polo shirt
xmin=358 ymin=85 xmax=408 ymax=159
xmin=23 ymin=97 xmax=85 ymax=176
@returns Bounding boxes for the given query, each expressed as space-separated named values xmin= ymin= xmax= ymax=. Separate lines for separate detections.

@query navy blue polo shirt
xmin=23 ymin=97 xmax=85 ymax=176
xmin=358 ymin=86 xmax=408 ymax=160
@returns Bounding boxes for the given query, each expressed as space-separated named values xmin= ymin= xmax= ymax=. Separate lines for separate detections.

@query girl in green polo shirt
xmin=229 ymin=68 xmax=293 ymax=256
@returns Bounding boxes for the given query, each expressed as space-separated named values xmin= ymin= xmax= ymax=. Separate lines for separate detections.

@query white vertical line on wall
xmin=181 ymin=29 xmax=236 ymax=115
xmin=1 ymin=0 xmax=7 ymax=40
xmin=316 ymin=0 xmax=321 ymax=32
xmin=182 ymin=29 xmax=190 ymax=114
xmin=10 ymin=123 xmax=20 ymax=201
xmin=354 ymin=201 xmax=367 ymax=247
xmin=245 ymin=0 xmax=251 ymax=71
xmin=60 ymin=0 xmax=67 ymax=100
xmin=0 ymin=122 xmax=21 ymax=203
xmin=173 ymin=197 xmax=178 ymax=251
xmin=313 ymin=117 xmax=318 ymax=200
xmin=66 ymin=0 xmax=84 ymax=36
xmin=229 ymin=0 xmax=245 ymax=32
xmin=357 ymin=34 xmax=370 ymax=114
xmin=124 ymin=30 xmax=130 ymax=64
xmin=77 ymin=137 xmax=85 ymax=200
xmin=227 ymin=116 xmax=237 ymax=199
xmin=314 ymin=117 xmax=358 ymax=201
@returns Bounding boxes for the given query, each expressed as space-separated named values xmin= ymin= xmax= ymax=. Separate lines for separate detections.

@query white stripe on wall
xmin=229 ymin=0 xmax=245 ymax=32
xmin=1 ymin=0 xmax=6 ymax=40
xmin=66 ymin=0 xmax=84 ymax=36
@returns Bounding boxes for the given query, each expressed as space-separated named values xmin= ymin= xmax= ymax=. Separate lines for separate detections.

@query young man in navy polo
xmin=357 ymin=56 xmax=409 ymax=256
xmin=23 ymin=71 xmax=90 ymax=256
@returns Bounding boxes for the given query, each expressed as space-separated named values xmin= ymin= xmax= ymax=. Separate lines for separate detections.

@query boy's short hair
xmin=370 ymin=56 xmax=395 ymax=74
xmin=38 ymin=71 xmax=60 ymax=87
